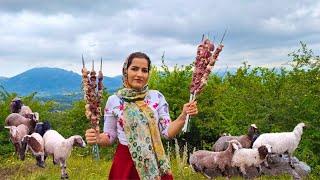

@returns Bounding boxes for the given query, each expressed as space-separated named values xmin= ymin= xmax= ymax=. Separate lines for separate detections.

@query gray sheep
xmin=190 ymin=140 xmax=242 ymax=178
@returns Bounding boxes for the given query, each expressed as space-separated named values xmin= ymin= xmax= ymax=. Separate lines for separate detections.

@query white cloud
xmin=0 ymin=1 xmax=319 ymax=78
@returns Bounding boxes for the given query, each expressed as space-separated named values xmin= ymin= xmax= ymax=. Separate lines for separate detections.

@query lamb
xmin=4 ymin=124 xmax=29 ymax=160
xmin=5 ymin=113 xmax=38 ymax=134
xmin=189 ymin=140 xmax=242 ymax=178
xmin=231 ymin=144 xmax=272 ymax=177
xmin=252 ymin=122 xmax=306 ymax=168
xmin=212 ymin=124 xmax=259 ymax=152
xmin=43 ymin=130 xmax=86 ymax=179
xmin=21 ymin=133 xmax=45 ymax=168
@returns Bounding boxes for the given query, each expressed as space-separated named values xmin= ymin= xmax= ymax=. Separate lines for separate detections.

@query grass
xmin=0 ymin=140 xmax=317 ymax=180
xmin=0 ymin=153 xmax=112 ymax=180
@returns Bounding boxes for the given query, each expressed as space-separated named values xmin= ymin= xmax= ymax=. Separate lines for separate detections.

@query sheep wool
xmin=5 ymin=124 xmax=29 ymax=160
xmin=22 ymin=133 xmax=45 ymax=168
xmin=190 ymin=140 xmax=242 ymax=178
xmin=231 ymin=144 xmax=272 ymax=176
xmin=213 ymin=124 xmax=259 ymax=152
xmin=252 ymin=123 xmax=305 ymax=154
xmin=43 ymin=130 xmax=86 ymax=179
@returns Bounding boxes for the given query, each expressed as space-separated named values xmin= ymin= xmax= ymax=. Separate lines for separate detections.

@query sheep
xmin=10 ymin=97 xmax=22 ymax=113
xmin=43 ymin=130 xmax=86 ymax=179
xmin=20 ymin=106 xmax=39 ymax=121
xmin=9 ymin=97 xmax=39 ymax=121
xmin=252 ymin=122 xmax=306 ymax=168
xmin=231 ymin=144 xmax=272 ymax=177
xmin=189 ymin=140 xmax=242 ymax=178
xmin=212 ymin=124 xmax=259 ymax=152
xmin=4 ymin=124 xmax=29 ymax=160
xmin=35 ymin=121 xmax=51 ymax=136
xmin=21 ymin=133 xmax=45 ymax=168
xmin=5 ymin=113 xmax=38 ymax=134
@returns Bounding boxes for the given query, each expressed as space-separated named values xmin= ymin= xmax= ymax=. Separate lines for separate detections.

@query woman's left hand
xmin=182 ymin=100 xmax=198 ymax=116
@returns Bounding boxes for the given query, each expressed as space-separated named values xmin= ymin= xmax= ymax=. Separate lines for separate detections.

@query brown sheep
xmin=5 ymin=113 xmax=38 ymax=134
xmin=212 ymin=124 xmax=259 ymax=152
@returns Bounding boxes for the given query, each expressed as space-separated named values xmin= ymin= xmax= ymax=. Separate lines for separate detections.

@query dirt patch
xmin=0 ymin=162 xmax=39 ymax=179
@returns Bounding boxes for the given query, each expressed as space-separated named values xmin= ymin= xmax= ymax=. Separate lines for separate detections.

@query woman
xmin=85 ymin=52 xmax=198 ymax=180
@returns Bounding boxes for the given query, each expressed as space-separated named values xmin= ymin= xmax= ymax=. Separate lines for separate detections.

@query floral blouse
xmin=103 ymin=90 xmax=172 ymax=145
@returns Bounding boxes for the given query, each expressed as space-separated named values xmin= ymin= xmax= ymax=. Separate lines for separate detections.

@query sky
xmin=0 ymin=0 xmax=319 ymax=77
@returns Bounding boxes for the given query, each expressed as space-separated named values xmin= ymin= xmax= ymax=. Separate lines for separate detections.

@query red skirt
xmin=109 ymin=143 xmax=173 ymax=180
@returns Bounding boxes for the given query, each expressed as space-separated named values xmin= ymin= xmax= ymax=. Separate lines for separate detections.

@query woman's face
xmin=127 ymin=57 xmax=149 ymax=90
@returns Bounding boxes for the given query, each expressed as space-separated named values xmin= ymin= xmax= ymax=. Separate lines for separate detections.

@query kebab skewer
xmin=82 ymin=56 xmax=104 ymax=159
xmin=182 ymin=31 xmax=226 ymax=132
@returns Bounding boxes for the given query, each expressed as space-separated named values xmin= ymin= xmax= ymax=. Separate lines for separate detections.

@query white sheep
xmin=22 ymin=133 xmax=45 ymax=168
xmin=231 ymin=144 xmax=272 ymax=177
xmin=189 ymin=140 xmax=242 ymax=178
xmin=5 ymin=124 xmax=29 ymax=160
xmin=252 ymin=122 xmax=305 ymax=168
xmin=43 ymin=130 xmax=86 ymax=179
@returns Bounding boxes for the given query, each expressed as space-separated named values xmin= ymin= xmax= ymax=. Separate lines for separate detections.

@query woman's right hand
xmin=85 ymin=128 xmax=98 ymax=145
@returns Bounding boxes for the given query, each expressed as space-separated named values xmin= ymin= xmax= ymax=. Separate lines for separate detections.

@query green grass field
xmin=0 ymin=151 xmax=301 ymax=180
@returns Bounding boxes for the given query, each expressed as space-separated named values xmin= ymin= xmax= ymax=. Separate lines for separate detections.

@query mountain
xmin=0 ymin=76 xmax=8 ymax=85
xmin=0 ymin=66 xmax=239 ymax=97
xmin=1 ymin=67 xmax=122 ymax=96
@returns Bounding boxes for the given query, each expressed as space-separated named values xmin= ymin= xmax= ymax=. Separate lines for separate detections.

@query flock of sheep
xmin=4 ymin=98 xmax=86 ymax=179
xmin=190 ymin=123 xmax=306 ymax=179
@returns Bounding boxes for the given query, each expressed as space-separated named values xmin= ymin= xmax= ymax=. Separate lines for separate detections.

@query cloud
xmin=0 ymin=0 xmax=319 ymax=77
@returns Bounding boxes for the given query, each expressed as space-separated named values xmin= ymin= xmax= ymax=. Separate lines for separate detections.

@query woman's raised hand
xmin=182 ymin=100 xmax=198 ymax=116
xmin=85 ymin=128 xmax=98 ymax=145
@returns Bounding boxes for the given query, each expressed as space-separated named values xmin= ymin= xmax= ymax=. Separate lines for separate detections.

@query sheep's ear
xmin=232 ymin=142 xmax=239 ymax=150
xmin=4 ymin=126 xmax=12 ymax=129
xmin=34 ymin=112 xmax=39 ymax=121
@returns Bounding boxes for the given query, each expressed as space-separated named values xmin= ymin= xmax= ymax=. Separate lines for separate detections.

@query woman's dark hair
xmin=127 ymin=52 xmax=151 ymax=72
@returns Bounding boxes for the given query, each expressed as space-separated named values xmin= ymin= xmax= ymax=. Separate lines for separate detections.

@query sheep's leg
xmin=263 ymin=159 xmax=270 ymax=169
xmin=36 ymin=155 xmax=45 ymax=168
xmin=256 ymin=165 xmax=262 ymax=174
xmin=13 ymin=143 xmax=19 ymax=157
xmin=53 ymin=155 xmax=58 ymax=165
xmin=239 ymin=166 xmax=248 ymax=178
xmin=288 ymin=153 xmax=295 ymax=169
xmin=60 ymin=159 xmax=68 ymax=179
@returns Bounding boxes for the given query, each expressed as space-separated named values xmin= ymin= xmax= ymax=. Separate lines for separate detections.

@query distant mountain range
xmin=0 ymin=67 xmax=238 ymax=98
xmin=0 ymin=67 xmax=122 ymax=97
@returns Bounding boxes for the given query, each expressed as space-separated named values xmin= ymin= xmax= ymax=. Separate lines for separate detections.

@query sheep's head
xmin=24 ymin=112 xmax=39 ymax=122
xmin=248 ymin=124 xmax=259 ymax=139
xmin=258 ymin=144 xmax=272 ymax=160
xmin=294 ymin=122 xmax=306 ymax=136
xmin=5 ymin=126 xmax=19 ymax=142
xmin=297 ymin=122 xmax=306 ymax=129
xmin=10 ymin=98 xmax=22 ymax=113
xmin=35 ymin=121 xmax=51 ymax=136
xmin=228 ymin=140 xmax=242 ymax=151
xmin=72 ymin=135 xmax=86 ymax=148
